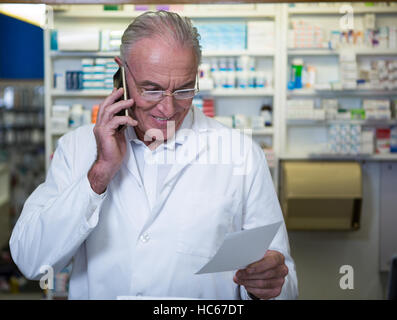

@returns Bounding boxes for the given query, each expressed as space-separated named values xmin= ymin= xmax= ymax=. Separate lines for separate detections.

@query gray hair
xmin=120 ymin=10 xmax=202 ymax=66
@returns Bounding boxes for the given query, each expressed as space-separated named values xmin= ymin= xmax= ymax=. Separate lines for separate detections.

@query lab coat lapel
xmin=122 ymin=129 xmax=142 ymax=187
xmin=162 ymin=106 xmax=209 ymax=188
xmin=138 ymin=108 xmax=209 ymax=236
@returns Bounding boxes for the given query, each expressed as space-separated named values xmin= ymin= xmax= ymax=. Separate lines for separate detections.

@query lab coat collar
xmin=122 ymin=106 xmax=207 ymax=188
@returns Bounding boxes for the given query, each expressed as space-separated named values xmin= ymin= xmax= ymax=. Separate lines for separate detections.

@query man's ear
xmin=114 ymin=56 xmax=123 ymax=67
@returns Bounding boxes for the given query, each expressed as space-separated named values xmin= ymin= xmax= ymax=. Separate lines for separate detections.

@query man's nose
xmin=158 ymin=95 xmax=175 ymax=117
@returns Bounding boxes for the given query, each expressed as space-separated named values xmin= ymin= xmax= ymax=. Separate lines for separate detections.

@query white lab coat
xmin=10 ymin=106 xmax=298 ymax=300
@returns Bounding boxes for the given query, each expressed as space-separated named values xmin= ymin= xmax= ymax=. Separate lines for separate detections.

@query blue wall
xmin=0 ymin=13 xmax=44 ymax=79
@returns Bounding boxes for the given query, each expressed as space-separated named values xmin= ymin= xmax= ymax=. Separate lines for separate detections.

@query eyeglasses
xmin=124 ymin=62 xmax=199 ymax=102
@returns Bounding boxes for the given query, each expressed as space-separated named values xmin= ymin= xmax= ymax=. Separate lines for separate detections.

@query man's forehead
xmin=126 ymin=37 xmax=198 ymax=71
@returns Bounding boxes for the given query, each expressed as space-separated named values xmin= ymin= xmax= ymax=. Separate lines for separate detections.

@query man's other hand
xmin=233 ymin=250 xmax=289 ymax=300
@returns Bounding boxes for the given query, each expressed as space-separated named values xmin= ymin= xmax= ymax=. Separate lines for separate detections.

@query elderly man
xmin=10 ymin=11 xmax=297 ymax=300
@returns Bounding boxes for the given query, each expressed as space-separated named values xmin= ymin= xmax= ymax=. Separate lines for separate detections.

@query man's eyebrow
xmin=139 ymin=80 xmax=163 ymax=88
xmin=178 ymin=80 xmax=196 ymax=89
xmin=139 ymin=79 xmax=196 ymax=90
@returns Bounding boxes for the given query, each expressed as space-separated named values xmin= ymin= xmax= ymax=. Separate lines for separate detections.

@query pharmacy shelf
xmin=286 ymin=119 xmax=397 ymax=126
xmin=288 ymin=5 xmax=397 ymax=15
xmin=287 ymin=89 xmax=397 ymax=98
xmin=287 ymin=48 xmax=397 ymax=56
xmin=288 ymin=49 xmax=338 ymax=56
xmin=210 ymin=88 xmax=274 ymax=97
xmin=354 ymin=48 xmax=397 ymax=56
xmin=203 ymin=50 xmax=275 ymax=57
xmin=252 ymin=128 xmax=274 ymax=135
xmin=50 ymin=50 xmax=275 ymax=58
xmin=51 ymin=89 xmax=111 ymax=97
xmin=50 ymin=51 xmax=119 ymax=58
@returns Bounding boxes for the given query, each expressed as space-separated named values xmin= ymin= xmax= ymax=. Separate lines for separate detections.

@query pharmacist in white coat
xmin=10 ymin=11 xmax=298 ymax=300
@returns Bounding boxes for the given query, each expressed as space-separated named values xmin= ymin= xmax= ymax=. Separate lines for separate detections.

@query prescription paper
xmin=195 ymin=221 xmax=282 ymax=274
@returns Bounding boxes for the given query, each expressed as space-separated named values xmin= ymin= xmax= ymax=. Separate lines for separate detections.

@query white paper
xmin=195 ymin=221 xmax=282 ymax=274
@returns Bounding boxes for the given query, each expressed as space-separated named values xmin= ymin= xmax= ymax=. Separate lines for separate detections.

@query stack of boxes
xmin=81 ymin=58 xmax=118 ymax=90
xmin=328 ymin=124 xmax=361 ymax=155
xmin=362 ymin=100 xmax=391 ymax=120
xmin=82 ymin=59 xmax=105 ymax=90
xmin=100 ymin=30 xmax=123 ymax=52
xmin=322 ymin=99 xmax=338 ymax=120
xmin=287 ymin=99 xmax=325 ymax=120
xmin=209 ymin=56 xmax=269 ymax=90
xmin=288 ymin=13 xmax=397 ymax=51
xmin=104 ymin=59 xmax=118 ymax=90
xmin=195 ymin=23 xmax=246 ymax=51
xmin=288 ymin=20 xmax=325 ymax=48
xmin=51 ymin=103 xmax=93 ymax=132
xmin=247 ymin=21 xmax=274 ymax=52
xmin=339 ymin=52 xmax=357 ymax=90
xmin=359 ymin=60 xmax=397 ymax=91
xmin=361 ymin=128 xmax=375 ymax=154
xmin=51 ymin=105 xmax=70 ymax=132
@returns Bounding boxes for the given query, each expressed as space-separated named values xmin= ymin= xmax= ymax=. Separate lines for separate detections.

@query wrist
xmin=88 ymin=161 xmax=114 ymax=195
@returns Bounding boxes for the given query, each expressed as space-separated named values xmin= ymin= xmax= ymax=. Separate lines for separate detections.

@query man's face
xmin=124 ymin=37 xmax=198 ymax=144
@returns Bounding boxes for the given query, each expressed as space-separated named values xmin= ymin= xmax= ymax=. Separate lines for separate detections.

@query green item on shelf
xmin=351 ymin=109 xmax=366 ymax=120
xmin=103 ymin=5 xmax=122 ymax=11
xmin=364 ymin=3 xmax=375 ymax=7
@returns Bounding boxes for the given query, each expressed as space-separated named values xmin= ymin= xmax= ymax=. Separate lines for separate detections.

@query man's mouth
xmin=152 ymin=115 xmax=171 ymax=121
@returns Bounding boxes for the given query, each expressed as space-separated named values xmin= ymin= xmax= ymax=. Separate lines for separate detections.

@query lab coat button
xmin=140 ymin=233 xmax=150 ymax=243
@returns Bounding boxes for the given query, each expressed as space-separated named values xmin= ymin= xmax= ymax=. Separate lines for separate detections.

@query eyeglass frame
xmin=123 ymin=61 xmax=200 ymax=102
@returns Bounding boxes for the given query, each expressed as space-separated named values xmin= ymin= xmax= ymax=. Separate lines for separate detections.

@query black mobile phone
xmin=113 ymin=66 xmax=132 ymax=130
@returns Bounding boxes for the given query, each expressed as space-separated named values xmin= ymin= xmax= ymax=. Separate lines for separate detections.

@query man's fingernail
xmin=247 ymin=268 xmax=254 ymax=274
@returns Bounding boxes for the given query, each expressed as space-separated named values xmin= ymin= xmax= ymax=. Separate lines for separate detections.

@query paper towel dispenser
xmin=280 ymin=161 xmax=362 ymax=231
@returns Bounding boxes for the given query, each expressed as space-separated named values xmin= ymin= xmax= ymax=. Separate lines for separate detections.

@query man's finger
xmin=235 ymin=265 xmax=288 ymax=281
xmin=245 ymin=251 xmax=285 ymax=274
xmin=101 ymin=98 xmax=135 ymax=124
xmin=107 ymin=116 xmax=138 ymax=131
xmin=235 ymin=275 xmax=285 ymax=288
xmin=97 ymin=88 xmax=124 ymax=125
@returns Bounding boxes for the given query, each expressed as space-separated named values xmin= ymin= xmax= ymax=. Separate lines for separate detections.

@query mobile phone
xmin=113 ymin=66 xmax=132 ymax=130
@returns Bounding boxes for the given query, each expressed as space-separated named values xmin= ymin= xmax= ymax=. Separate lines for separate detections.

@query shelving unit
xmin=280 ymin=3 xmax=397 ymax=161
xmin=44 ymin=3 xmax=397 ymax=185
xmin=287 ymin=89 xmax=397 ymax=97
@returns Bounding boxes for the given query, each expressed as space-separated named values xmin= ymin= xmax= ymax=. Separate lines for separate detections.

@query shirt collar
xmin=126 ymin=106 xmax=194 ymax=150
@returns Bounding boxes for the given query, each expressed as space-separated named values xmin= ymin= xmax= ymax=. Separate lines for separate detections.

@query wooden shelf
xmin=286 ymin=119 xmax=397 ymax=126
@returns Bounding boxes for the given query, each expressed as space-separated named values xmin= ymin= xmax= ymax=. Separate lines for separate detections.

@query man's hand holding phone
xmin=88 ymin=88 xmax=137 ymax=195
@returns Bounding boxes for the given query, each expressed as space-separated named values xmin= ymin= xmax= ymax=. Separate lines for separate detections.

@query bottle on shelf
xmin=261 ymin=104 xmax=273 ymax=127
